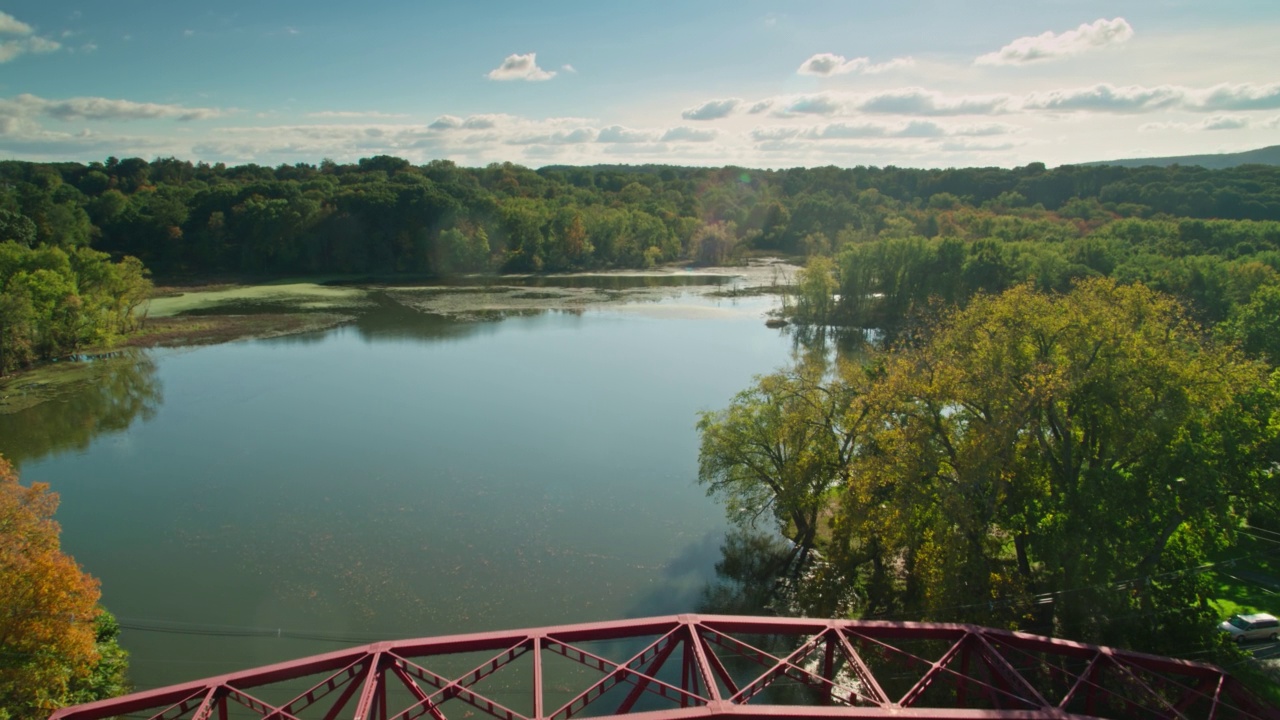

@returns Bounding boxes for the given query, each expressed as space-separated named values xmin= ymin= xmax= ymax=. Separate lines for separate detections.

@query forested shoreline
xmin=2 ymin=156 xmax=1279 ymax=374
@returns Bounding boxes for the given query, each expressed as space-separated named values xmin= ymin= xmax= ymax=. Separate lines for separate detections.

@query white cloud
xmin=1192 ymin=82 xmax=1280 ymax=112
xmin=750 ymin=127 xmax=802 ymax=142
xmin=561 ymin=64 xmax=576 ymax=74
xmin=776 ymin=94 xmax=843 ymax=116
xmin=753 ymin=120 xmax=1020 ymax=142
xmin=953 ymin=122 xmax=1021 ymax=137
xmin=1024 ymin=84 xmax=1181 ymax=113
xmin=939 ymin=140 xmax=1018 ymax=152
xmin=487 ymin=53 xmax=556 ymax=81
xmin=428 ymin=115 xmax=462 ymax=131
xmin=463 ymin=115 xmax=506 ymax=129
xmin=508 ymin=127 xmax=597 ymax=145
xmin=597 ymin=125 xmax=656 ymax=143
xmin=661 ymin=126 xmax=717 ymax=142
xmin=1205 ymin=116 xmax=1251 ymax=130
xmin=976 ymin=17 xmax=1134 ymax=65
xmin=747 ymin=100 xmax=773 ymax=114
xmin=681 ymin=98 xmax=741 ymax=121
xmin=0 ymin=35 xmax=60 ymax=63
xmin=854 ymin=88 xmax=1011 ymax=116
xmin=0 ymin=93 xmax=224 ymax=122
xmin=308 ymin=110 xmax=409 ymax=119
xmin=797 ymin=53 xmax=914 ymax=76
xmin=602 ymin=142 xmax=671 ymax=156
xmin=1140 ymin=114 xmax=1274 ymax=132
xmin=1024 ymin=82 xmax=1280 ymax=114
xmin=428 ymin=114 xmax=516 ymax=131
xmin=0 ymin=11 xmax=33 ymax=35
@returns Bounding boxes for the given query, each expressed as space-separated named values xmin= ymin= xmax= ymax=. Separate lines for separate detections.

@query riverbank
xmin=0 ymin=260 xmax=796 ymax=414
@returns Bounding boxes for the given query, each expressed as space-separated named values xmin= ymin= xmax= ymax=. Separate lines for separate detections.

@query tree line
xmin=2 ymin=156 xmax=1278 ymax=281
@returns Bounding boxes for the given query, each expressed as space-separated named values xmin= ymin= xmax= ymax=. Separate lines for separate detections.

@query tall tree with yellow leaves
xmin=0 ymin=455 xmax=112 ymax=719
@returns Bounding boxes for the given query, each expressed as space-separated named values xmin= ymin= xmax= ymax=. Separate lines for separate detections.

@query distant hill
xmin=1077 ymin=145 xmax=1280 ymax=169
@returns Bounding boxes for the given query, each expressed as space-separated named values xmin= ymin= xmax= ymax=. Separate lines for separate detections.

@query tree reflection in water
xmin=697 ymin=528 xmax=794 ymax=615
xmin=0 ymin=352 xmax=162 ymax=467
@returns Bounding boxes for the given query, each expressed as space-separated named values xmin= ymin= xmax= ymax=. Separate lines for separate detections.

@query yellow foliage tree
xmin=0 ymin=455 xmax=102 ymax=720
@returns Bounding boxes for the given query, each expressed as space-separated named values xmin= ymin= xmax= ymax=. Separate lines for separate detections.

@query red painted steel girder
xmin=48 ymin=614 xmax=1279 ymax=720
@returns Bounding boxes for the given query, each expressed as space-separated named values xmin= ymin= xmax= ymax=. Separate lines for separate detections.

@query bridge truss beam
xmin=49 ymin=614 xmax=1277 ymax=720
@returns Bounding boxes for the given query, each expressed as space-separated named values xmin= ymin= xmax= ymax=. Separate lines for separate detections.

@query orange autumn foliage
xmin=0 ymin=455 xmax=102 ymax=719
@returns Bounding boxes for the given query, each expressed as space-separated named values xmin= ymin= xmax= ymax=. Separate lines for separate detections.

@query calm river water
xmin=1 ymin=282 xmax=794 ymax=692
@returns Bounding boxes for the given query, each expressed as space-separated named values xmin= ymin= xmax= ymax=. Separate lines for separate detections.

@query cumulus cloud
xmin=753 ymin=120 xmax=1020 ymax=143
xmin=1200 ymin=115 xmax=1251 ymax=130
xmin=0 ymin=93 xmax=223 ymax=122
xmin=428 ymin=114 xmax=514 ymax=131
xmin=750 ymin=127 xmax=802 ymax=142
xmin=681 ymin=98 xmax=741 ymax=121
xmin=939 ymin=140 xmax=1018 ymax=152
xmin=462 ymin=115 xmax=503 ymax=129
xmin=776 ymin=94 xmax=843 ymax=116
xmin=1140 ymin=114 xmax=1272 ymax=132
xmin=0 ymin=8 xmax=59 ymax=64
xmin=487 ymin=53 xmax=556 ymax=81
xmin=508 ymin=127 xmax=597 ymax=145
xmin=661 ymin=126 xmax=717 ymax=142
xmin=854 ymin=88 xmax=1012 ymax=116
xmin=797 ymin=53 xmax=914 ymax=76
xmin=1023 ymin=83 xmax=1181 ymax=112
xmin=428 ymin=115 xmax=462 ymax=131
xmin=0 ymin=11 xmax=33 ymax=35
xmin=976 ymin=17 xmax=1133 ymax=65
xmin=1193 ymin=82 xmax=1280 ymax=112
xmin=308 ymin=110 xmax=409 ymax=119
xmin=0 ymin=35 xmax=60 ymax=63
xmin=747 ymin=100 xmax=774 ymax=114
xmin=603 ymin=142 xmax=671 ymax=156
xmin=597 ymin=125 xmax=656 ymax=143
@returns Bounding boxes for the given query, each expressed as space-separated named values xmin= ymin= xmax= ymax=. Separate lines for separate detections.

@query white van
xmin=1219 ymin=613 xmax=1280 ymax=643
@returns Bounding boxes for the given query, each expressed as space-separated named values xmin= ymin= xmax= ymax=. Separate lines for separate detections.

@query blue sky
xmin=1 ymin=0 xmax=1278 ymax=168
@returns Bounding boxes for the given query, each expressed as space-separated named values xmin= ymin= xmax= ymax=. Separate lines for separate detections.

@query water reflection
xmin=697 ymin=528 xmax=794 ymax=616
xmin=376 ymin=273 xmax=735 ymax=291
xmin=0 ymin=352 xmax=162 ymax=467
xmin=786 ymin=324 xmax=878 ymax=364
xmin=624 ymin=531 xmax=725 ymax=617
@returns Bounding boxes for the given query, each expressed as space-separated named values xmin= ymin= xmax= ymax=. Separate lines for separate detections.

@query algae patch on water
xmin=0 ymin=352 xmax=151 ymax=415
xmin=146 ymin=282 xmax=370 ymax=318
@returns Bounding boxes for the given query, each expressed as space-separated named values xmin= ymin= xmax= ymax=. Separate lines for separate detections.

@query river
xmin=0 ymin=272 xmax=795 ymax=693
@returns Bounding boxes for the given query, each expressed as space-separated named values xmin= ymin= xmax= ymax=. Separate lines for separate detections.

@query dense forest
xmin=3 ymin=156 xmax=1279 ymax=328
xmin=2 ymin=156 xmax=1279 ymax=278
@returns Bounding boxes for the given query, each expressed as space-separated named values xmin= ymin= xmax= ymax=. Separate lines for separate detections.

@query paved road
xmin=1246 ymin=637 xmax=1280 ymax=660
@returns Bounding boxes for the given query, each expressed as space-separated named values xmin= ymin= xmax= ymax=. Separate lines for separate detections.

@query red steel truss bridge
xmin=50 ymin=614 xmax=1278 ymax=720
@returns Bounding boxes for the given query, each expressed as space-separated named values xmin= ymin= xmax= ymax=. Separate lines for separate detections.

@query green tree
xmin=698 ymin=356 xmax=869 ymax=560
xmin=792 ymin=255 xmax=838 ymax=324
xmin=1221 ymin=283 xmax=1280 ymax=366
xmin=0 ymin=211 xmax=36 ymax=248
xmin=836 ymin=279 xmax=1279 ymax=651
xmin=690 ymin=222 xmax=738 ymax=266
